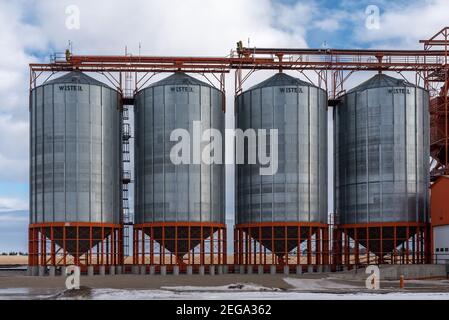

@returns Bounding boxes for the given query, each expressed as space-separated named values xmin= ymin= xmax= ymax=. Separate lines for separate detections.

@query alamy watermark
xmin=365 ymin=5 xmax=380 ymax=30
xmin=65 ymin=5 xmax=80 ymax=30
xmin=365 ymin=265 xmax=380 ymax=290
xmin=170 ymin=121 xmax=278 ymax=175
xmin=65 ymin=265 xmax=80 ymax=290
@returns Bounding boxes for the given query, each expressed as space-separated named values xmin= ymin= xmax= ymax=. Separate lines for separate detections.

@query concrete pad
xmin=209 ymin=265 xmax=215 ymax=276
xmin=109 ymin=266 xmax=116 ymax=276
xmin=29 ymin=266 xmax=38 ymax=277
xmin=217 ymin=266 xmax=223 ymax=275
xmin=270 ymin=265 xmax=276 ymax=275
xmin=283 ymin=265 xmax=289 ymax=275
xmin=116 ymin=266 xmax=123 ymax=275
xmin=160 ymin=265 xmax=167 ymax=276
xmin=140 ymin=265 xmax=147 ymax=275
xmin=173 ymin=265 xmax=180 ymax=276
xmin=48 ymin=266 xmax=56 ymax=277
xmin=99 ymin=265 xmax=105 ymax=276
xmin=199 ymin=265 xmax=205 ymax=275
xmin=87 ymin=266 xmax=94 ymax=277
xmin=307 ymin=266 xmax=314 ymax=273
xmin=186 ymin=266 xmax=193 ymax=275
xmin=239 ymin=265 xmax=245 ymax=274
xmin=247 ymin=265 xmax=253 ymax=274
xmin=149 ymin=266 xmax=156 ymax=275
xmin=131 ymin=265 xmax=139 ymax=275
xmin=223 ymin=265 xmax=228 ymax=274
xmin=38 ymin=266 xmax=46 ymax=277
xmin=296 ymin=265 xmax=302 ymax=275
xmin=258 ymin=265 xmax=264 ymax=275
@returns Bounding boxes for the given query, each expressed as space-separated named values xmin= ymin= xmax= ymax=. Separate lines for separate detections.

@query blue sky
xmin=0 ymin=0 xmax=447 ymax=251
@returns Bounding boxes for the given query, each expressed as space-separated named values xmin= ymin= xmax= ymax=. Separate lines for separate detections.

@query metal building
xmin=28 ymin=72 xmax=123 ymax=270
xmin=430 ymin=176 xmax=449 ymax=264
xmin=334 ymin=74 xmax=431 ymax=265
xmin=133 ymin=72 xmax=226 ymax=269
xmin=235 ymin=72 xmax=329 ymax=270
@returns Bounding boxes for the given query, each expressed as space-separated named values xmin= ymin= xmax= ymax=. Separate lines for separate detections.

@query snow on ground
xmin=283 ymin=277 xmax=360 ymax=290
xmin=161 ymin=283 xmax=281 ymax=292
xmin=89 ymin=289 xmax=449 ymax=300
xmin=0 ymin=288 xmax=59 ymax=300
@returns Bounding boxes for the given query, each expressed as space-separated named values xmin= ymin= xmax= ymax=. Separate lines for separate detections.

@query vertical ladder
xmin=122 ymin=68 xmax=133 ymax=258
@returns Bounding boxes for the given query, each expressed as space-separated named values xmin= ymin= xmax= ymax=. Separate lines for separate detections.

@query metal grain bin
xmin=29 ymin=71 xmax=122 ymax=257
xmin=234 ymin=73 xmax=328 ymax=264
xmin=334 ymin=74 xmax=430 ymax=224
xmin=133 ymin=72 xmax=226 ymax=264
xmin=134 ymin=72 xmax=225 ymax=224
xmin=235 ymin=73 xmax=328 ymax=224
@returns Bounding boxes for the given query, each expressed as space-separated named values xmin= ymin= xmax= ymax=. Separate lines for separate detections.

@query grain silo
xmin=133 ymin=72 xmax=226 ymax=271
xmin=334 ymin=74 xmax=431 ymax=265
xmin=235 ymin=72 xmax=329 ymax=271
xmin=28 ymin=71 xmax=123 ymax=272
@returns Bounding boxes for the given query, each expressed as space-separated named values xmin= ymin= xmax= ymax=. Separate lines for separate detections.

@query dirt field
xmin=0 ymin=256 xmax=28 ymax=265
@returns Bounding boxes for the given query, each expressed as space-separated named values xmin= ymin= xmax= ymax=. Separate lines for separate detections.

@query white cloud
xmin=34 ymin=0 xmax=309 ymax=55
xmin=354 ymin=0 xmax=449 ymax=48
xmin=0 ymin=197 xmax=28 ymax=212
xmin=314 ymin=18 xmax=341 ymax=32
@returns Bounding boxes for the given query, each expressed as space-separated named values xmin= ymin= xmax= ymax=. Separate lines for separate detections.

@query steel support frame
xmin=334 ymin=222 xmax=431 ymax=266
xmin=234 ymin=222 xmax=329 ymax=267
xmin=28 ymin=223 xmax=123 ymax=267
xmin=133 ymin=223 xmax=227 ymax=268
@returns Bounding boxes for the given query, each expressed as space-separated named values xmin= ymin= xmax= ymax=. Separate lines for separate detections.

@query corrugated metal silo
xmin=29 ymin=71 xmax=123 ymax=268
xmin=334 ymin=74 xmax=430 ymax=264
xmin=133 ymin=72 xmax=226 ymax=267
xmin=235 ymin=73 xmax=329 ymax=268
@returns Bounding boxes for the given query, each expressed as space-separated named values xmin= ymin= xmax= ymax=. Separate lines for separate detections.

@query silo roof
xmin=44 ymin=71 xmax=112 ymax=88
xmin=247 ymin=72 xmax=316 ymax=91
xmin=347 ymin=74 xmax=415 ymax=93
xmin=148 ymin=72 xmax=213 ymax=88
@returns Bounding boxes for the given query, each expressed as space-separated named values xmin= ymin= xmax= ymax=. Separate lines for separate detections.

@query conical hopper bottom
xmin=43 ymin=227 xmax=111 ymax=258
xmin=145 ymin=226 xmax=213 ymax=263
xmin=248 ymin=226 xmax=314 ymax=259
xmin=346 ymin=227 xmax=417 ymax=258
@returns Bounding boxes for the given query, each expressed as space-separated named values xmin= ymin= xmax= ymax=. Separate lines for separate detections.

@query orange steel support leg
xmin=200 ymin=226 xmax=204 ymax=265
xmin=51 ymin=227 xmax=56 ymax=265
xmin=63 ymin=227 xmax=67 ymax=265
xmin=234 ymin=228 xmax=238 ymax=265
xmin=101 ymin=228 xmax=104 ymax=265
xmin=223 ymin=228 xmax=227 ymax=265
xmin=238 ymin=228 xmax=242 ymax=265
xmin=343 ymin=228 xmax=348 ymax=266
xmin=259 ymin=227 xmax=263 ymax=265
xmin=379 ymin=226 xmax=383 ymax=264
xmin=188 ymin=226 xmax=191 ymax=265
xmin=75 ymin=226 xmax=79 ymax=265
xmin=150 ymin=227 xmax=154 ymax=265
xmin=297 ymin=226 xmax=301 ymax=265
xmin=210 ymin=226 xmax=214 ymax=265
xmin=316 ymin=228 xmax=321 ymax=265
xmin=253 ymin=228 xmax=257 ymax=265
xmin=141 ymin=228 xmax=145 ymax=265
xmin=393 ymin=226 xmax=397 ymax=264
xmin=406 ymin=227 xmax=410 ymax=264
xmin=284 ymin=226 xmax=288 ymax=265
xmin=271 ymin=226 xmax=275 ymax=265
xmin=366 ymin=226 xmax=370 ymax=265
